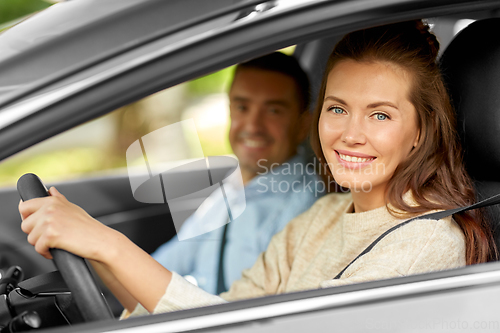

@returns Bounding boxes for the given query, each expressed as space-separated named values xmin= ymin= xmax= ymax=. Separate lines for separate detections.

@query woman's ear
xmin=413 ymin=129 xmax=420 ymax=147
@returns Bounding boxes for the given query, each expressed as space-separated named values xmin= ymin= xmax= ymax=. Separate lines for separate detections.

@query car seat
xmin=439 ymin=18 xmax=500 ymax=251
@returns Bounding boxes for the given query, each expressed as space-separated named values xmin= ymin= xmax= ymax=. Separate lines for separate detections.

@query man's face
xmin=229 ymin=68 xmax=306 ymax=183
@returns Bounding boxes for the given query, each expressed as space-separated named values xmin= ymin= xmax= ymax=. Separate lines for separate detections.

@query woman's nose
xmin=341 ymin=116 xmax=366 ymax=145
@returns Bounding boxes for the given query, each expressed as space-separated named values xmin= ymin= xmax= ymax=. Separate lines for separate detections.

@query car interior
xmin=0 ymin=3 xmax=500 ymax=331
xmin=439 ymin=18 xmax=500 ymax=249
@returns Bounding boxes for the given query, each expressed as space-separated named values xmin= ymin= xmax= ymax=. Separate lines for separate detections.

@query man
xmin=152 ymin=52 xmax=324 ymax=294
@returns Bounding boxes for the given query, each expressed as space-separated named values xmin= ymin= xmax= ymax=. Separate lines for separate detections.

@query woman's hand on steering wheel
xmin=19 ymin=187 xmax=120 ymax=263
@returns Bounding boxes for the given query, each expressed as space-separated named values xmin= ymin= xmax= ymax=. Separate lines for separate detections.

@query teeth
xmin=244 ymin=139 xmax=266 ymax=148
xmin=339 ymin=153 xmax=374 ymax=163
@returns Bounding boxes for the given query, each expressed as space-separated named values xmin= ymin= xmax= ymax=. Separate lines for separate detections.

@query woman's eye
xmin=329 ymin=106 xmax=345 ymax=114
xmin=374 ymin=113 xmax=389 ymax=121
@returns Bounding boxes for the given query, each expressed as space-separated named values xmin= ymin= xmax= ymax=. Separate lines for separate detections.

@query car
xmin=0 ymin=0 xmax=500 ymax=332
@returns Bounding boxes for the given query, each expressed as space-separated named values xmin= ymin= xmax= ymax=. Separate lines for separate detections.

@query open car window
xmin=0 ymin=67 xmax=236 ymax=187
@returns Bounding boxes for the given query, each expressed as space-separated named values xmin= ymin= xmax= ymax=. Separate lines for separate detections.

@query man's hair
xmin=234 ymin=52 xmax=310 ymax=113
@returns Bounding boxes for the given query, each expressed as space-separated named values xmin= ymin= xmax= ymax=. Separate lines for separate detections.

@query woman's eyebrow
xmin=324 ymin=95 xmax=347 ymax=105
xmin=367 ymin=101 xmax=399 ymax=110
xmin=324 ymin=96 xmax=399 ymax=111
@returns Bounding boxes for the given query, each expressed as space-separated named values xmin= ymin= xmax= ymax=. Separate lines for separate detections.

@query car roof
xmin=0 ymin=0 xmax=251 ymax=102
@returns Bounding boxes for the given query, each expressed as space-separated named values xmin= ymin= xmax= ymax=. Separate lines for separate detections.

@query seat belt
xmin=334 ymin=193 xmax=500 ymax=279
xmin=216 ymin=220 xmax=230 ymax=294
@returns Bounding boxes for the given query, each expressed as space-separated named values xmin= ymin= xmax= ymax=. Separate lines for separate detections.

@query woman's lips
xmin=335 ymin=150 xmax=376 ymax=169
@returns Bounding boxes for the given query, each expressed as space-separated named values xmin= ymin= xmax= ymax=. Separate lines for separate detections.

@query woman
xmin=19 ymin=20 xmax=497 ymax=317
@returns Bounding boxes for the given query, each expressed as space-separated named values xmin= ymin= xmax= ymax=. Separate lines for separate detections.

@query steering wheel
xmin=17 ymin=173 xmax=114 ymax=322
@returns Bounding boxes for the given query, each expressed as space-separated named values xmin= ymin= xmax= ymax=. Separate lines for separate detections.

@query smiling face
xmin=318 ymin=60 xmax=420 ymax=209
xmin=229 ymin=68 xmax=307 ymax=184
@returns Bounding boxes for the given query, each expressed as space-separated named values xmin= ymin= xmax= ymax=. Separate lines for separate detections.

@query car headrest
xmin=440 ymin=18 xmax=500 ymax=182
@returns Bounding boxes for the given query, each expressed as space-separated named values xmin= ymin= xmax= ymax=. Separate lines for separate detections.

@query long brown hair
xmin=310 ymin=20 xmax=497 ymax=264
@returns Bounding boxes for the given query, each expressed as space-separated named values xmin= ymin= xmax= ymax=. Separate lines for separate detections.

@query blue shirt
xmin=152 ymin=153 xmax=324 ymax=294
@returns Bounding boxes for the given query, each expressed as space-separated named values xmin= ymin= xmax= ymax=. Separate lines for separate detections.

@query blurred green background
xmin=0 ymin=0 xmax=51 ymax=31
xmin=0 ymin=1 xmax=293 ymax=186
